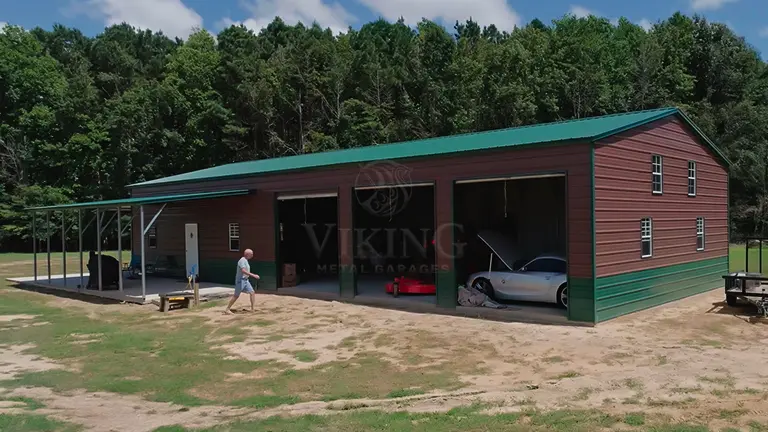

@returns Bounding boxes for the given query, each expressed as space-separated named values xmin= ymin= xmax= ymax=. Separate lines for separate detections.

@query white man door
xmin=184 ymin=223 xmax=199 ymax=277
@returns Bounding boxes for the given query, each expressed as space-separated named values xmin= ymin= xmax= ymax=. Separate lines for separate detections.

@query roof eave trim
xmin=674 ymin=109 xmax=732 ymax=168
xmin=25 ymin=189 xmax=250 ymax=211
xmin=588 ymin=108 xmax=678 ymax=143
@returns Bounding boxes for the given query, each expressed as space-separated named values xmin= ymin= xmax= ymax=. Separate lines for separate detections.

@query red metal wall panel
xmin=594 ymin=117 xmax=728 ymax=277
xmin=131 ymin=143 xmax=593 ymax=279
xmin=131 ymin=193 xmax=275 ymax=265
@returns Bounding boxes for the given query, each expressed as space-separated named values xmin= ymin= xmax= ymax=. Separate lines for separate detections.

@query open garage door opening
xmin=277 ymin=194 xmax=339 ymax=295
xmin=353 ymin=184 xmax=437 ymax=304
xmin=454 ymin=175 xmax=568 ymax=311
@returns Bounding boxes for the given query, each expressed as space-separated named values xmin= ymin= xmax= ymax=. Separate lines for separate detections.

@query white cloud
xmin=222 ymin=0 xmax=355 ymax=35
xmin=357 ymin=0 xmax=521 ymax=32
xmin=638 ymin=18 xmax=652 ymax=31
xmin=689 ymin=0 xmax=738 ymax=11
xmin=72 ymin=0 xmax=203 ymax=39
xmin=569 ymin=5 xmax=595 ymax=19
xmin=760 ymin=27 xmax=768 ymax=38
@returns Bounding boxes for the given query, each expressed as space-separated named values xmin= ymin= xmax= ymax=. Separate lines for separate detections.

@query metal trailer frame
xmin=724 ymin=238 xmax=768 ymax=316
xmin=723 ymin=274 xmax=768 ymax=317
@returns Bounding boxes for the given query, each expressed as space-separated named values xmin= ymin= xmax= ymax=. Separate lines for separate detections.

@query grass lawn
xmin=729 ymin=243 xmax=768 ymax=273
xmin=0 ymin=248 xmax=766 ymax=431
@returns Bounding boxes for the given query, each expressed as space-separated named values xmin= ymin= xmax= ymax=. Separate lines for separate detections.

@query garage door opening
xmin=353 ymin=184 xmax=436 ymax=304
xmin=454 ymin=175 xmax=568 ymax=311
xmin=277 ymin=194 xmax=339 ymax=295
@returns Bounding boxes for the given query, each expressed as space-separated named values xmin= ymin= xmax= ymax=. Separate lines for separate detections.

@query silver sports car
xmin=466 ymin=231 xmax=568 ymax=308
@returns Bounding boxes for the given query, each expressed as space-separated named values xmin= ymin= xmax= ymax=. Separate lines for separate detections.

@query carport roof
xmin=130 ymin=107 xmax=729 ymax=188
xmin=25 ymin=189 xmax=249 ymax=211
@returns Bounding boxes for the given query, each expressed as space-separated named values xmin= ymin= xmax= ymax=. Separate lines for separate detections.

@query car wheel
xmin=472 ymin=278 xmax=495 ymax=300
xmin=556 ymin=283 xmax=568 ymax=309
xmin=726 ymin=294 xmax=738 ymax=307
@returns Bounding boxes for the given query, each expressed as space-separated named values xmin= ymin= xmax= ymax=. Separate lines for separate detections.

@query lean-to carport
xmin=25 ymin=190 xmax=249 ymax=301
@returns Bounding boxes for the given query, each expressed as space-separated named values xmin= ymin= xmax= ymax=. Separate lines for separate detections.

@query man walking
xmin=225 ymin=249 xmax=260 ymax=314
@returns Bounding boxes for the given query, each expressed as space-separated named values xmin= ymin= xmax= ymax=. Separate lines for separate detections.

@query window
xmin=696 ymin=217 xmax=705 ymax=251
xmin=652 ymin=155 xmax=663 ymax=194
xmin=524 ymin=258 xmax=567 ymax=274
xmin=641 ymin=218 xmax=653 ymax=258
xmin=229 ymin=223 xmax=240 ymax=252
xmin=148 ymin=226 xmax=157 ymax=249
xmin=688 ymin=161 xmax=697 ymax=196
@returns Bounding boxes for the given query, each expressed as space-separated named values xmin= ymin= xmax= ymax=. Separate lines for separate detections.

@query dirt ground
xmin=2 ymin=289 xmax=768 ymax=431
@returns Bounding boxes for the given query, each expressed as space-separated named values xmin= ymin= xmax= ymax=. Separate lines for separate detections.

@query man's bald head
xmin=244 ymin=249 xmax=253 ymax=259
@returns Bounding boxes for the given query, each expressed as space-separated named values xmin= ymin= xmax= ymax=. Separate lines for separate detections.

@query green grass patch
xmin=730 ymin=244 xmax=768 ymax=273
xmin=698 ymin=375 xmax=736 ymax=387
xmin=230 ymin=355 xmax=463 ymax=404
xmin=0 ymin=413 xmax=82 ymax=432
xmin=718 ymin=409 xmax=746 ymax=420
xmin=623 ymin=412 xmax=645 ymax=426
xmin=293 ymin=351 xmax=318 ymax=363
xmin=0 ymin=282 xmax=467 ymax=408
xmin=551 ymin=371 xmax=581 ymax=380
xmin=230 ymin=394 xmax=300 ymax=408
xmin=386 ymin=388 xmax=425 ymax=399
xmin=0 ymin=289 xmax=266 ymax=406
xmin=153 ymin=426 xmax=190 ymax=432
xmin=179 ymin=409 xmax=700 ymax=432
xmin=3 ymin=396 xmax=46 ymax=410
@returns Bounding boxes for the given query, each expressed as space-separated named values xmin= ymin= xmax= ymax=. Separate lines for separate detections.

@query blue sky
xmin=1 ymin=0 xmax=767 ymax=55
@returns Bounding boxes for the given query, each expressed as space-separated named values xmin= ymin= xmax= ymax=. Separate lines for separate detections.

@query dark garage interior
xmin=277 ymin=195 xmax=339 ymax=293
xmin=352 ymin=185 xmax=436 ymax=303
xmin=454 ymin=175 xmax=567 ymax=308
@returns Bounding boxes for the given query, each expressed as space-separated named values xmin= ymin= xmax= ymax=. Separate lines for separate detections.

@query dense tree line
xmin=1 ymin=13 xmax=767 ymax=251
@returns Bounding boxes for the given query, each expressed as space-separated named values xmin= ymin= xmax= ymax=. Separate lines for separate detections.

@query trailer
xmin=723 ymin=273 xmax=768 ymax=316
xmin=724 ymin=238 xmax=768 ymax=317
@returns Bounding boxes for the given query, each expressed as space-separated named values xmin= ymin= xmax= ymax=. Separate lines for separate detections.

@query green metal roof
xmin=131 ymin=107 xmax=729 ymax=188
xmin=26 ymin=189 xmax=249 ymax=211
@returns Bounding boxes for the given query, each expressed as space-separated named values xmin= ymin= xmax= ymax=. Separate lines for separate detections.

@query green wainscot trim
xmin=436 ymin=269 xmax=457 ymax=309
xmin=595 ymin=256 xmax=727 ymax=322
xmin=568 ymin=277 xmax=596 ymax=323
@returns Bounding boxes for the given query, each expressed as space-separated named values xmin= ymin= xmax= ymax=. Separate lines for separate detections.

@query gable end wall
xmin=593 ymin=116 xmax=728 ymax=321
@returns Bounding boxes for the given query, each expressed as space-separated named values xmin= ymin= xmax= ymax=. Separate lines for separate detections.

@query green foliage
xmin=2 ymin=15 xmax=768 ymax=250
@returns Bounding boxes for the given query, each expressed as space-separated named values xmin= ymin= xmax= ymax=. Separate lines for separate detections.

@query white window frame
xmin=652 ymin=155 xmax=663 ymax=195
xmin=148 ymin=226 xmax=157 ymax=249
xmin=228 ymin=223 xmax=241 ymax=252
xmin=641 ymin=218 xmax=653 ymax=258
xmin=696 ymin=217 xmax=705 ymax=251
xmin=688 ymin=161 xmax=697 ymax=197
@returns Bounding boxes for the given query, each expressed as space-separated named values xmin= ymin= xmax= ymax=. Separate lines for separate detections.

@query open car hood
xmin=476 ymin=230 xmax=521 ymax=271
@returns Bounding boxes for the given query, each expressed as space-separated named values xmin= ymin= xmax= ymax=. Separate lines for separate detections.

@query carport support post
xmin=61 ymin=212 xmax=67 ymax=287
xmin=46 ymin=210 xmax=51 ymax=284
xmin=337 ymin=186 xmax=356 ymax=298
xmin=32 ymin=212 xmax=37 ymax=281
xmin=140 ymin=205 xmax=146 ymax=301
xmin=117 ymin=207 xmax=123 ymax=292
xmin=435 ymin=179 xmax=456 ymax=308
xmin=78 ymin=209 xmax=83 ymax=290
xmin=96 ymin=208 xmax=102 ymax=291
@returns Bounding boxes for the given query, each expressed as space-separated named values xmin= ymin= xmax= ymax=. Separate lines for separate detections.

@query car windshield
xmin=524 ymin=258 xmax=566 ymax=273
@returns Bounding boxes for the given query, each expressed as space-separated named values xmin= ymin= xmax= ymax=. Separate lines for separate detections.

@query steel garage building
xmin=27 ymin=107 xmax=729 ymax=324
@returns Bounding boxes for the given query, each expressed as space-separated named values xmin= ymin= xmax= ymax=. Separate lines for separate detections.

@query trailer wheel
xmin=726 ymin=294 xmax=738 ymax=307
